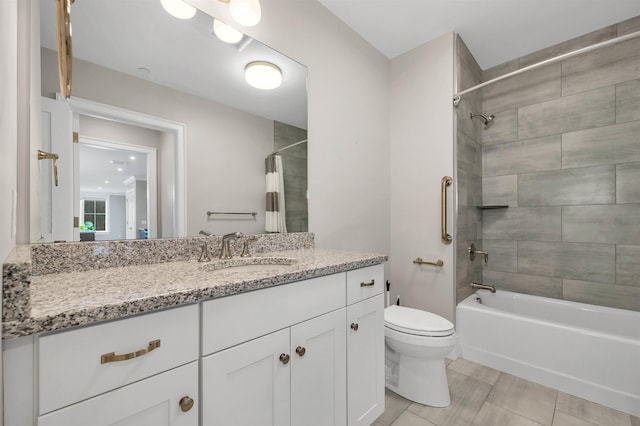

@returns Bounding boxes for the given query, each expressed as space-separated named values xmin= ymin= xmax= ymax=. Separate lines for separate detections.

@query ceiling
xmin=318 ymin=0 xmax=640 ymax=70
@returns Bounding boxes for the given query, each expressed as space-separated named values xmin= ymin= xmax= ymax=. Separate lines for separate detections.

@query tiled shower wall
xmin=273 ymin=121 xmax=308 ymax=232
xmin=455 ymin=35 xmax=483 ymax=303
xmin=480 ymin=15 xmax=640 ymax=311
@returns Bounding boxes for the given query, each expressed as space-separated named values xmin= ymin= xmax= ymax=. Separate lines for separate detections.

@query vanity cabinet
xmin=201 ymin=273 xmax=347 ymax=426
xmin=346 ymin=267 xmax=385 ymax=425
xmin=35 ymin=304 xmax=200 ymax=426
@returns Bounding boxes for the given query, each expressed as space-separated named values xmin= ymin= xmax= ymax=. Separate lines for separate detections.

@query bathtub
xmin=457 ymin=290 xmax=640 ymax=416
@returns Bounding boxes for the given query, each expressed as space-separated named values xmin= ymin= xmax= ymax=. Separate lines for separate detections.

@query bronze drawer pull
xmin=351 ymin=323 xmax=359 ymax=331
xmin=360 ymin=279 xmax=375 ymax=287
xmin=100 ymin=339 xmax=161 ymax=364
xmin=279 ymin=353 xmax=290 ymax=364
xmin=179 ymin=396 xmax=195 ymax=412
xmin=296 ymin=346 xmax=306 ymax=357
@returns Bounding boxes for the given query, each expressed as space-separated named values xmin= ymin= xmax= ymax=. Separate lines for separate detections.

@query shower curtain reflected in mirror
xmin=265 ymin=139 xmax=308 ymax=233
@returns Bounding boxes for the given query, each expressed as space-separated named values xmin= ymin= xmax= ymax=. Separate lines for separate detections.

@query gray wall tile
xmin=483 ymin=207 xmax=561 ymax=241
xmin=482 ymin=270 xmax=562 ymax=298
xmin=482 ymin=108 xmax=517 ymax=146
xmin=562 ymin=120 xmax=640 ymax=168
xmin=482 ymin=240 xmax=518 ymax=273
xmin=483 ymin=135 xmax=561 ymax=177
xmin=616 ymin=245 xmax=640 ymax=287
xmin=518 ymin=166 xmax=615 ymax=206
xmin=457 ymin=95 xmax=483 ymax=141
xmin=458 ymin=131 xmax=482 ymax=177
xmin=519 ymin=25 xmax=616 ymax=69
xmin=457 ymin=35 xmax=482 ymax=91
xmin=618 ymin=15 xmax=640 ymax=36
xmin=518 ymin=86 xmax=615 ymax=140
xmin=617 ymin=163 xmax=640 ymax=204
xmin=482 ymin=59 xmax=518 ymax=83
xmin=518 ymin=241 xmax=615 ymax=283
xmin=563 ymin=279 xmax=640 ymax=311
xmin=562 ymin=55 xmax=640 ymax=96
xmin=483 ymin=64 xmax=561 ymax=112
xmin=562 ymin=37 xmax=640 ymax=75
xmin=458 ymin=169 xmax=483 ymax=207
xmin=616 ymin=79 xmax=640 ymax=123
xmin=483 ymin=175 xmax=517 ymax=207
xmin=563 ymin=204 xmax=640 ymax=244
xmin=458 ymin=206 xmax=482 ymax=242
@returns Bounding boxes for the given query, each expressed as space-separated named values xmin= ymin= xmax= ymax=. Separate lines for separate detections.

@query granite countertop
xmin=2 ymin=248 xmax=387 ymax=340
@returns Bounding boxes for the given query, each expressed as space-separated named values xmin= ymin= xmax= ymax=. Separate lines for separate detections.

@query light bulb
xmin=160 ymin=0 xmax=196 ymax=20
xmin=245 ymin=61 xmax=282 ymax=90
xmin=213 ymin=19 xmax=244 ymax=44
xmin=229 ymin=0 xmax=261 ymax=27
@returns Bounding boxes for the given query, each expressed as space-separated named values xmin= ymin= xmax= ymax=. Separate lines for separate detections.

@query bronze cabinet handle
xmin=279 ymin=353 xmax=290 ymax=364
xmin=360 ymin=279 xmax=375 ymax=287
xmin=351 ymin=323 xmax=359 ymax=331
xmin=100 ymin=339 xmax=160 ymax=364
xmin=295 ymin=346 xmax=306 ymax=357
xmin=179 ymin=396 xmax=194 ymax=412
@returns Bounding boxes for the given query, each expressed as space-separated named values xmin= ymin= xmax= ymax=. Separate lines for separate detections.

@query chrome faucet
xmin=220 ymin=232 xmax=243 ymax=259
xmin=470 ymin=282 xmax=496 ymax=293
xmin=468 ymin=243 xmax=489 ymax=263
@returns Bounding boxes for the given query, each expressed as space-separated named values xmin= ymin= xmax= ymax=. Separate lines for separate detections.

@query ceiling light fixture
xmin=218 ymin=0 xmax=261 ymax=27
xmin=160 ymin=0 xmax=196 ymax=19
xmin=213 ymin=19 xmax=244 ymax=44
xmin=245 ymin=61 xmax=282 ymax=90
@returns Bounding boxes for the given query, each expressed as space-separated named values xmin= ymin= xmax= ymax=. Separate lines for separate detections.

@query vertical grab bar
xmin=441 ymin=176 xmax=452 ymax=244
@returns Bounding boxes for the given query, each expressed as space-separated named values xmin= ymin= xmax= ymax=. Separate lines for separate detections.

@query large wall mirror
xmin=35 ymin=0 xmax=308 ymax=243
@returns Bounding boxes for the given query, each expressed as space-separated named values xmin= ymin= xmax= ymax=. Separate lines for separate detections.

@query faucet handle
xmin=241 ymin=237 xmax=258 ymax=257
xmin=191 ymin=240 xmax=211 ymax=262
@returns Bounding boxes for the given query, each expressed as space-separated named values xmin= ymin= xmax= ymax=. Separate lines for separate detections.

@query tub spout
xmin=471 ymin=282 xmax=496 ymax=293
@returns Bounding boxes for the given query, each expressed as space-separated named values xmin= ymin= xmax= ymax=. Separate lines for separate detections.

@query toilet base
xmin=385 ymin=349 xmax=451 ymax=407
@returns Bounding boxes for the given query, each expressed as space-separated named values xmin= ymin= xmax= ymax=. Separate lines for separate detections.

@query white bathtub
xmin=457 ymin=290 xmax=640 ymax=416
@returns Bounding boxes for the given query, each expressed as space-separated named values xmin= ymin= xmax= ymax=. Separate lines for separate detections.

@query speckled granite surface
xmin=3 ymin=242 xmax=386 ymax=339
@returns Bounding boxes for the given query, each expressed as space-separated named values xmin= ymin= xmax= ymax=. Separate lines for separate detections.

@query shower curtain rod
xmin=268 ymin=139 xmax=308 ymax=156
xmin=453 ymin=29 xmax=640 ymax=105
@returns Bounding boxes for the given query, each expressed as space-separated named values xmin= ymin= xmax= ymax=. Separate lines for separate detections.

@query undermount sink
xmin=200 ymin=257 xmax=297 ymax=273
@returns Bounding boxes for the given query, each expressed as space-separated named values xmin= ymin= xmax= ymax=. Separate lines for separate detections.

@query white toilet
xmin=384 ymin=305 xmax=456 ymax=407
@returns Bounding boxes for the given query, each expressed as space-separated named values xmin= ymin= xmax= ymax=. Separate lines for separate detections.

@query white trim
xmin=56 ymin=95 xmax=187 ymax=237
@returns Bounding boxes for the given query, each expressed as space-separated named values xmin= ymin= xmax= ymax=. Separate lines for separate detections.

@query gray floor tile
xmin=555 ymin=392 xmax=632 ymax=426
xmin=472 ymin=402 xmax=544 ymax=426
xmin=552 ymin=411 xmax=599 ymax=426
xmin=631 ymin=415 xmax=640 ymax=426
xmin=390 ymin=411 xmax=438 ymax=426
xmin=447 ymin=358 xmax=501 ymax=386
xmin=408 ymin=369 xmax=492 ymax=426
xmin=487 ymin=373 xmax=557 ymax=426
xmin=375 ymin=389 xmax=413 ymax=426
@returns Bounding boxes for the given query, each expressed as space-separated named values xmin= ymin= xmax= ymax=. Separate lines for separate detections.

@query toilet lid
xmin=384 ymin=305 xmax=454 ymax=337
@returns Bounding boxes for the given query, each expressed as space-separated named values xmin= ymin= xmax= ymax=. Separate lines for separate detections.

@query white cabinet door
xmin=202 ymin=328 xmax=291 ymax=426
xmin=347 ymin=294 xmax=385 ymax=425
xmin=38 ymin=362 xmax=198 ymax=426
xmin=291 ymin=309 xmax=347 ymax=426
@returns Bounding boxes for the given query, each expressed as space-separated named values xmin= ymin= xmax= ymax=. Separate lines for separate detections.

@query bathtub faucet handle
xmin=468 ymin=243 xmax=489 ymax=263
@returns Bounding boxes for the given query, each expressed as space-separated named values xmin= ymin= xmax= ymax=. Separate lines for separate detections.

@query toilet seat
xmin=385 ymin=305 xmax=454 ymax=337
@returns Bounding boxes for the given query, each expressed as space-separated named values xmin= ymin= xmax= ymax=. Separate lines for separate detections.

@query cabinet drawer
xmin=38 ymin=304 xmax=199 ymax=415
xmin=346 ymin=264 xmax=384 ymax=305
xmin=38 ymin=361 xmax=198 ymax=426
xmin=202 ymin=273 xmax=345 ymax=355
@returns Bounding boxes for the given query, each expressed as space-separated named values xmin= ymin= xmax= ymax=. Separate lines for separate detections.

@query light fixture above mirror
xmin=218 ymin=0 xmax=261 ymax=27
xmin=160 ymin=0 xmax=196 ymax=19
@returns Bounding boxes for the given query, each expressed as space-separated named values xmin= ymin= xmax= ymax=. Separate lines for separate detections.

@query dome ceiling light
xmin=160 ymin=0 xmax=196 ymax=19
xmin=245 ymin=61 xmax=282 ymax=90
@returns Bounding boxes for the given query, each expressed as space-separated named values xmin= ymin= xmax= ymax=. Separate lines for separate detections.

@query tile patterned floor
xmin=374 ymin=358 xmax=640 ymax=426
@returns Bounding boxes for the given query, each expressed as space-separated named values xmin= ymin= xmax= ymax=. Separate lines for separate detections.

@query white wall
xmin=389 ymin=33 xmax=456 ymax=321
xmin=190 ymin=0 xmax=391 ymax=255
xmin=0 ymin=1 xmax=19 ymax=422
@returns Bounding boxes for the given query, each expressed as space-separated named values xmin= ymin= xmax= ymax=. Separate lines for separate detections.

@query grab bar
xmin=413 ymin=257 xmax=444 ymax=267
xmin=441 ymin=176 xmax=452 ymax=244
xmin=207 ymin=211 xmax=257 ymax=217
